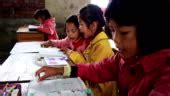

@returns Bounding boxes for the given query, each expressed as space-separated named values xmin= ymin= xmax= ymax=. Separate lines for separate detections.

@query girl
xmin=34 ymin=9 xmax=58 ymax=40
xmin=41 ymin=15 xmax=87 ymax=53
xmin=39 ymin=4 xmax=116 ymax=96
xmin=36 ymin=0 xmax=170 ymax=96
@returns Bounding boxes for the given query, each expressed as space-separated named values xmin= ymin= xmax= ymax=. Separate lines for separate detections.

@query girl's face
xmin=66 ymin=22 xmax=80 ymax=41
xmin=108 ymin=19 xmax=138 ymax=59
xmin=37 ymin=17 xmax=43 ymax=24
xmin=79 ymin=19 xmax=95 ymax=38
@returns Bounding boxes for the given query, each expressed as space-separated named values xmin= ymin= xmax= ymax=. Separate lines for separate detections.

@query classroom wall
xmin=0 ymin=0 xmax=90 ymax=64
xmin=45 ymin=0 xmax=90 ymax=23
xmin=45 ymin=0 xmax=90 ymax=37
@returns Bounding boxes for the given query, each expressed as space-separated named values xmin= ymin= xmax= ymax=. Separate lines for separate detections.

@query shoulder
xmin=139 ymin=49 xmax=170 ymax=73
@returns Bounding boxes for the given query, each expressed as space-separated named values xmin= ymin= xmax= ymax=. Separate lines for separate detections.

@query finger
xmin=39 ymin=74 xmax=49 ymax=81
xmin=35 ymin=67 xmax=46 ymax=76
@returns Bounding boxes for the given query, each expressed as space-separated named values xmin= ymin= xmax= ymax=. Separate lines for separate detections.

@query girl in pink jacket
xmin=34 ymin=9 xmax=58 ymax=40
xmin=41 ymin=15 xmax=88 ymax=53
xmin=36 ymin=0 xmax=170 ymax=96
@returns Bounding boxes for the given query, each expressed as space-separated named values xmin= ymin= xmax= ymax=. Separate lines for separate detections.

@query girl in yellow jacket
xmin=65 ymin=4 xmax=116 ymax=96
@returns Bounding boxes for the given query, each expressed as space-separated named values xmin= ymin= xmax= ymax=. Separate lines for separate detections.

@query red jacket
xmin=78 ymin=49 xmax=170 ymax=96
xmin=38 ymin=18 xmax=59 ymax=40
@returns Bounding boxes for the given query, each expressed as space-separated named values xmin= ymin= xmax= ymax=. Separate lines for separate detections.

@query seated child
xmin=41 ymin=15 xmax=88 ymax=53
xmin=34 ymin=8 xmax=59 ymax=40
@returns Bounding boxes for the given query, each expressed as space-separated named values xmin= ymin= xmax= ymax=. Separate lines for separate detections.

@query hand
xmin=62 ymin=48 xmax=73 ymax=56
xmin=35 ymin=66 xmax=64 ymax=81
xmin=41 ymin=40 xmax=53 ymax=48
xmin=60 ymin=47 xmax=68 ymax=52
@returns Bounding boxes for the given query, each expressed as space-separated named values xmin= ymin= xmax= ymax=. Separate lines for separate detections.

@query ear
xmin=90 ymin=22 xmax=98 ymax=33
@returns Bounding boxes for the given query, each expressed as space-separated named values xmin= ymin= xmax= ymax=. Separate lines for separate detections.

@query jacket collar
xmin=90 ymin=31 xmax=108 ymax=45
xmin=137 ymin=49 xmax=170 ymax=73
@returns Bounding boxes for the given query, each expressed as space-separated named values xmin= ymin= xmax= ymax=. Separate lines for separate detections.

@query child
xmin=36 ymin=0 xmax=170 ymax=96
xmin=40 ymin=4 xmax=116 ymax=96
xmin=34 ymin=8 xmax=58 ymax=40
xmin=41 ymin=15 xmax=87 ymax=53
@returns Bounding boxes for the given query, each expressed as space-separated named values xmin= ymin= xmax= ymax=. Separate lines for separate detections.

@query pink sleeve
xmin=38 ymin=20 xmax=56 ymax=35
xmin=78 ymin=54 xmax=120 ymax=83
xmin=51 ymin=37 xmax=70 ymax=48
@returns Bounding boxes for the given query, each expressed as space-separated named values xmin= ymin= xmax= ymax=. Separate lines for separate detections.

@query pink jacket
xmin=38 ymin=17 xmax=59 ymax=40
xmin=51 ymin=37 xmax=87 ymax=52
xmin=78 ymin=49 xmax=170 ymax=96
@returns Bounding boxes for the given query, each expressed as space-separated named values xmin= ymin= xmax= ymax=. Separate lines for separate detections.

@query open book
xmin=27 ymin=78 xmax=92 ymax=96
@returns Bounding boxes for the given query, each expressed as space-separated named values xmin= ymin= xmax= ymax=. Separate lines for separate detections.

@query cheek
xmin=126 ymin=39 xmax=137 ymax=54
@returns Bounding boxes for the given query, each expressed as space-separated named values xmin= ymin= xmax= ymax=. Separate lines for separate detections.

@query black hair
xmin=105 ymin=0 xmax=170 ymax=56
xmin=66 ymin=15 xmax=79 ymax=29
xmin=65 ymin=15 xmax=83 ymax=37
xmin=104 ymin=24 xmax=112 ymax=39
xmin=33 ymin=9 xmax=51 ymax=20
xmin=79 ymin=4 xmax=105 ymax=36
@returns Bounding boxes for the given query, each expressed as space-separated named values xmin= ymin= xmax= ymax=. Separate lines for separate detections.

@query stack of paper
xmin=27 ymin=78 xmax=90 ymax=96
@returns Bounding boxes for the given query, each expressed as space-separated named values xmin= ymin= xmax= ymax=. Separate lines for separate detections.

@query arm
xmin=51 ymin=37 xmax=70 ymax=48
xmin=68 ymin=39 xmax=114 ymax=64
xmin=35 ymin=54 xmax=120 ymax=82
xmin=88 ymin=41 xmax=114 ymax=63
xmin=77 ymin=54 xmax=120 ymax=83
xmin=68 ymin=51 xmax=86 ymax=64
xmin=38 ymin=20 xmax=56 ymax=35
xmin=41 ymin=37 xmax=69 ymax=48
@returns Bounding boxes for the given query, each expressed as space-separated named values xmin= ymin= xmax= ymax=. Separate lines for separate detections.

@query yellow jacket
xmin=69 ymin=31 xmax=113 ymax=64
xmin=69 ymin=32 xmax=116 ymax=96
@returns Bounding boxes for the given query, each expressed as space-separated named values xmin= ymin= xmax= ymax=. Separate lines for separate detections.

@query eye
xmin=120 ymin=32 xmax=129 ymax=36
xmin=71 ymin=29 xmax=77 ymax=33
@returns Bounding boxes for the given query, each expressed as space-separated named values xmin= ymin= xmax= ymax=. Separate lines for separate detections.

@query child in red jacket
xmin=34 ymin=9 xmax=58 ymax=40
xmin=41 ymin=15 xmax=88 ymax=53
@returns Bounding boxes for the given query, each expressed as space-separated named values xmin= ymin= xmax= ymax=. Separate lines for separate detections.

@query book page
xmin=28 ymin=78 xmax=87 ymax=96
xmin=28 ymin=25 xmax=39 ymax=29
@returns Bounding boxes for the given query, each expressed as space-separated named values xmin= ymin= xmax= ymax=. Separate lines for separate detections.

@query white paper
xmin=27 ymin=78 xmax=87 ymax=96
xmin=10 ymin=42 xmax=42 ymax=54
xmin=39 ymin=47 xmax=67 ymax=58
xmin=0 ymin=53 xmax=41 ymax=81
xmin=28 ymin=25 xmax=39 ymax=29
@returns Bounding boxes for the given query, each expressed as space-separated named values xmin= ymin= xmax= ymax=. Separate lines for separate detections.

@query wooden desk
xmin=16 ymin=26 xmax=45 ymax=42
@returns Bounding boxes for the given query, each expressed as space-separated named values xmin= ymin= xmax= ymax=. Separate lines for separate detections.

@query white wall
xmin=45 ymin=0 xmax=90 ymax=23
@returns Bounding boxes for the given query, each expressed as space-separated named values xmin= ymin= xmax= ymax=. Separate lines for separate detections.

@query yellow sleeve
xmin=68 ymin=51 xmax=86 ymax=64
xmin=89 ymin=41 xmax=114 ymax=63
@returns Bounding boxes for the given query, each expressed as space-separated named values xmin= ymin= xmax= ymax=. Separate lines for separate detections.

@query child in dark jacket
xmin=34 ymin=9 xmax=58 ymax=40
xmin=36 ymin=0 xmax=170 ymax=96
